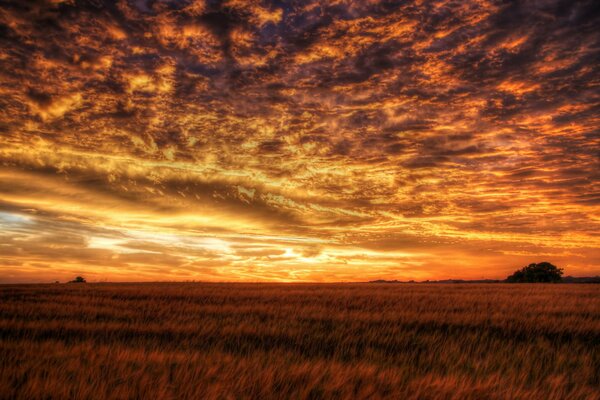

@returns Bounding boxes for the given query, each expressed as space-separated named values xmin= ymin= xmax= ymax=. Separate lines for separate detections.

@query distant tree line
xmin=370 ymin=262 xmax=577 ymax=284
xmin=506 ymin=262 xmax=563 ymax=283
xmin=67 ymin=263 xmax=577 ymax=285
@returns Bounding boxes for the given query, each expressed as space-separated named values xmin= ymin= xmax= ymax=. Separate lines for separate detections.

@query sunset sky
xmin=0 ymin=0 xmax=598 ymax=282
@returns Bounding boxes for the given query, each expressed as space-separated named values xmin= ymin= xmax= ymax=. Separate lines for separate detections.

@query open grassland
xmin=0 ymin=283 xmax=598 ymax=399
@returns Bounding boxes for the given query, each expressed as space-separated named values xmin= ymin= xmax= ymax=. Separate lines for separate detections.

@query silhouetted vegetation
xmin=0 ymin=283 xmax=598 ymax=399
xmin=506 ymin=262 xmax=563 ymax=283
xmin=68 ymin=276 xmax=86 ymax=283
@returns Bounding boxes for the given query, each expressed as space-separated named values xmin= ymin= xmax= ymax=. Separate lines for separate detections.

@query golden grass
xmin=0 ymin=283 xmax=598 ymax=399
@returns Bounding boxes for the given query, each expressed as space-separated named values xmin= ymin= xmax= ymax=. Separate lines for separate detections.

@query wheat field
xmin=0 ymin=283 xmax=598 ymax=399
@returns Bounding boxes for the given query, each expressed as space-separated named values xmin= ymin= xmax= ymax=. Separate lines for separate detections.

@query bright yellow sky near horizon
xmin=0 ymin=0 xmax=599 ymax=282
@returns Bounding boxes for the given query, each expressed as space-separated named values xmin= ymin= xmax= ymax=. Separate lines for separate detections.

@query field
xmin=0 ymin=283 xmax=598 ymax=399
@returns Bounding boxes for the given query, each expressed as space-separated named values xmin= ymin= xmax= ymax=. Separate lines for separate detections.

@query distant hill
xmin=562 ymin=276 xmax=600 ymax=284
xmin=369 ymin=277 xmax=600 ymax=284
xmin=368 ymin=279 xmax=502 ymax=284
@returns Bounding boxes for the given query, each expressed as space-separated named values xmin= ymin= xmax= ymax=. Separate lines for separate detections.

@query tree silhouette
xmin=506 ymin=262 xmax=563 ymax=283
xmin=69 ymin=276 xmax=86 ymax=283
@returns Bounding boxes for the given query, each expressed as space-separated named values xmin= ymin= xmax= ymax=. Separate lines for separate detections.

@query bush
xmin=69 ymin=276 xmax=86 ymax=283
xmin=506 ymin=262 xmax=563 ymax=283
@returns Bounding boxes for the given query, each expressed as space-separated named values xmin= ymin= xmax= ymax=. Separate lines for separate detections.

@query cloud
xmin=0 ymin=0 xmax=598 ymax=281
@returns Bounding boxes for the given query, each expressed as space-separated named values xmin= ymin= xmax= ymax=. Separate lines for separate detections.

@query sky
xmin=0 ymin=0 xmax=599 ymax=283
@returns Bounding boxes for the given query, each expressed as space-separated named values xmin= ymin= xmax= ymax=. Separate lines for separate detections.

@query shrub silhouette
xmin=69 ymin=276 xmax=86 ymax=283
xmin=506 ymin=262 xmax=563 ymax=283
